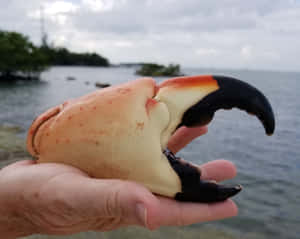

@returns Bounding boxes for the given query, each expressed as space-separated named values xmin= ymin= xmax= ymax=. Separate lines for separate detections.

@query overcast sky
xmin=1 ymin=0 xmax=300 ymax=71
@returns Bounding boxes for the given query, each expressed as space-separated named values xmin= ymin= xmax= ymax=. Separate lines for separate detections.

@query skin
xmin=0 ymin=126 xmax=238 ymax=238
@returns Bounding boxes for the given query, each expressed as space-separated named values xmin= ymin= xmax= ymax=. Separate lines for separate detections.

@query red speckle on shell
xmin=136 ymin=122 xmax=145 ymax=130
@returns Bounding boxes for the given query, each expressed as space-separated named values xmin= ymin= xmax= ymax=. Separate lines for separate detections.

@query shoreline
xmin=0 ymin=125 xmax=32 ymax=168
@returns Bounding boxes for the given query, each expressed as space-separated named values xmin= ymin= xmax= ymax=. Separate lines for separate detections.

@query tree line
xmin=0 ymin=30 xmax=109 ymax=80
xmin=136 ymin=63 xmax=183 ymax=77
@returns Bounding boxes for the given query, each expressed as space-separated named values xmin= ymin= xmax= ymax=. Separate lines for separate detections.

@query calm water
xmin=1 ymin=67 xmax=300 ymax=239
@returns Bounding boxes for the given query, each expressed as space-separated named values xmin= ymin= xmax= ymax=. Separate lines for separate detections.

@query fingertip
xmin=168 ymin=125 xmax=208 ymax=153
xmin=226 ymin=199 xmax=239 ymax=217
xmin=201 ymin=159 xmax=237 ymax=182
xmin=216 ymin=159 xmax=237 ymax=178
xmin=197 ymin=125 xmax=208 ymax=135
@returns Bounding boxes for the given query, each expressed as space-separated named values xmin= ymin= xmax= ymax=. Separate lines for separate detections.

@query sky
xmin=1 ymin=0 xmax=300 ymax=71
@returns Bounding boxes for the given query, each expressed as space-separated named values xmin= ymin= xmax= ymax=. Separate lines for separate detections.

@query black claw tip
xmin=164 ymin=149 xmax=242 ymax=203
xmin=181 ymin=75 xmax=275 ymax=136
xmin=216 ymin=184 xmax=242 ymax=201
xmin=175 ymin=180 xmax=242 ymax=203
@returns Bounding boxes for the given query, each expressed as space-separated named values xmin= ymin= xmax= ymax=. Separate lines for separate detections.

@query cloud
xmin=44 ymin=1 xmax=79 ymax=15
xmin=241 ymin=45 xmax=280 ymax=62
xmin=0 ymin=0 xmax=300 ymax=71
xmin=28 ymin=1 xmax=79 ymax=26
xmin=82 ymin=0 xmax=126 ymax=12
xmin=241 ymin=45 xmax=253 ymax=60
xmin=196 ymin=48 xmax=220 ymax=56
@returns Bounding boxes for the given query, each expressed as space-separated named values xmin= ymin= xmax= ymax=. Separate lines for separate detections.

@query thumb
xmin=78 ymin=179 xmax=154 ymax=229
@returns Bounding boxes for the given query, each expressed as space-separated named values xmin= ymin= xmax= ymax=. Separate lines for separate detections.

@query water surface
xmin=1 ymin=66 xmax=299 ymax=239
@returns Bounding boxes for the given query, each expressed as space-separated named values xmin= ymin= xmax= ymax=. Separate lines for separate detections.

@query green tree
xmin=136 ymin=63 xmax=183 ymax=77
xmin=0 ymin=30 xmax=49 ymax=80
xmin=39 ymin=46 xmax=110 ymax=67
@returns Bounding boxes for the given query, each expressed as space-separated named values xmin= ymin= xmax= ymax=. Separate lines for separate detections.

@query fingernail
xmin=136 ymin=203 xmax=147 ymax=226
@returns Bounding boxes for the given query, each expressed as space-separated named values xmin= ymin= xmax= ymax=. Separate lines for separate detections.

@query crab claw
xmin=26 ymin=75 xmax=275 ymax=203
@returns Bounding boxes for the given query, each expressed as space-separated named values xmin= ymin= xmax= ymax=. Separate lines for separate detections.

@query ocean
xmin=0 ymin=66 xmax=299 ymax=239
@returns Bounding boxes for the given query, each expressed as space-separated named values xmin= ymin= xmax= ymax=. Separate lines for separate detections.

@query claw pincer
xmin=27 ymin=75 xmax=275 ymax=203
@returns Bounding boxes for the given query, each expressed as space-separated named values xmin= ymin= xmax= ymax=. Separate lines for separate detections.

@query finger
xmin=146 ymin=197 xmax=238 ymax=229
xmin=172 ymin=158 xmax=237 ymax=182
xmin=200 ymin=159 xmax=237 ymax=182
xmin=168 ymin=126 xmax=208 ymax=154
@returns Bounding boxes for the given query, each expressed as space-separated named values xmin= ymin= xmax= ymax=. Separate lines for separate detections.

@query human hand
xmin=0 ymin=125 xmax=238 ymax=238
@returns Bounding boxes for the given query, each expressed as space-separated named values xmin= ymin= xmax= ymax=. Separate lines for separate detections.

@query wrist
xmin=0 ymin=208 xmax=35 ymax=238
xmin=0 ymin=175 xmax=36 ymax=238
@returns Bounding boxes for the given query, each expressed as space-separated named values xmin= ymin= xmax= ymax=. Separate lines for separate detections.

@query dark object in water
xmin=95 ymin=82 xmax=111 ymax=88
xmin=66 ymin=76 xmax=76 ymax=81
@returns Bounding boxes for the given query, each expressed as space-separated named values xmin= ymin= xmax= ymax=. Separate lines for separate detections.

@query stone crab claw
xmin=27 ymin=75 xmax=275 ymax=203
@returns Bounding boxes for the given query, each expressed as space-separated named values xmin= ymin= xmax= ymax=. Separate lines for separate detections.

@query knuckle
xmin=105 ymin=184 xmax=123 ymax=217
